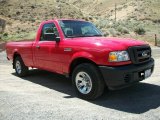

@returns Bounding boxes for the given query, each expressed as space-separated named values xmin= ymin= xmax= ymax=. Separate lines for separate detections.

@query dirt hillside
xmin=0 ymin=0 xmax=160 ymax=44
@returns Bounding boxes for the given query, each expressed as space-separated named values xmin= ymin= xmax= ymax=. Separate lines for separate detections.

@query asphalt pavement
xmin=0 ymin=47 xmax=160 ymax=120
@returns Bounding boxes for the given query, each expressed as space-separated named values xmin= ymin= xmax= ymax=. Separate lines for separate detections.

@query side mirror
xmin=55 ymin=37 xmax=60 ymax=43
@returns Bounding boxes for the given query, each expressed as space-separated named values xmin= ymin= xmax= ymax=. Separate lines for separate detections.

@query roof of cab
xmin=42 ymin=19 xmax=86 ymax=23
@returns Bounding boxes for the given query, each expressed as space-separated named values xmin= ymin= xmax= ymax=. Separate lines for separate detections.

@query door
xmin=33 ymin=23 xmax=62 ymax=73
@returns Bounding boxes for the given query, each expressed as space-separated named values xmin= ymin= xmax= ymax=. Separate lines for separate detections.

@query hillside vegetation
xmin=0 ymin=0 xmax=160 ymax=45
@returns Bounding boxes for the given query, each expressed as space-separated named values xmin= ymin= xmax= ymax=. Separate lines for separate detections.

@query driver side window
xmin=40 ymin=23 xmax=59 ymax=41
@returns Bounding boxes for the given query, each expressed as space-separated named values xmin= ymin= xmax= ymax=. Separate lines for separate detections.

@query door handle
xmin=36 ymin=45 xmax=40 ymax=49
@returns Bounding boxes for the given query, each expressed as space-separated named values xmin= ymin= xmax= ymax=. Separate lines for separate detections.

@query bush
xmin=16 ymin=11 xmax=20 ymax=15
xmin=96 ymin=19 xmax=109 ymax=29
xmin=28 ymin=17 xmax=36 ymax=23
xmin=103 ymin=32 xmax=109 ymax=36
xmin=109 ymin=28 xmax=118 ymax=37
xmin=134 ymin=26 xmax=146 ymax=35
xmin=101 ymin=29 xmax=109 ymax=36
xmin=88 ymin=16 xmax=93 ymax=20
xmin=117 ymin=26 xmax=129 ymax=34
xmin=3 ymin=32 xmax=8 ymax=36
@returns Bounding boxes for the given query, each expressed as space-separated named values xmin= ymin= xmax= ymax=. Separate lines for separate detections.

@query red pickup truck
xmin=6 ymin=19 xmax=154 ymax=100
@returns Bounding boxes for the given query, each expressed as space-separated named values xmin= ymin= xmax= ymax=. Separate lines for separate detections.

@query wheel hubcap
xmin=75 ymin=72 xmax=92 ymax=94
xmin=16 ymin=61 xmax=21 ymax=74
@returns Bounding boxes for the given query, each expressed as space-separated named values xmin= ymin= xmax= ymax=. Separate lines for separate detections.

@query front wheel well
xmin=69 ymin=58 xmax=97 ymax=77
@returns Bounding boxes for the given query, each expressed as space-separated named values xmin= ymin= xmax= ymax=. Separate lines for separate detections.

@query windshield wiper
xmin=83 ymin=34 xmax=102 ymax=37
xmin=66 ymin=34 xmax=102 ymax=38
xmin=87 ymin=34 xmax=102 ymax=37
xmin=66 ymin=35 xmax=87 ymax=38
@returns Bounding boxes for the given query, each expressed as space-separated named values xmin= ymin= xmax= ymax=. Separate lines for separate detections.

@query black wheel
xmin=72 ymin=63 xmax=105 ymax=100
xmin=14 ymin=56 xmax=28 ymax=77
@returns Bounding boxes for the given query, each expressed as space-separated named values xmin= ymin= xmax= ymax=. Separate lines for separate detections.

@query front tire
xmin=14 ymin=56 xmax=28 ymax=77
xmin=72 ymin=63 xmax=105 ymax=100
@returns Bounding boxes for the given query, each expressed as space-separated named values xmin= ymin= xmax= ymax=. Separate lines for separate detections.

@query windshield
xmin=59 ymin=20 xmax=102 ymax=38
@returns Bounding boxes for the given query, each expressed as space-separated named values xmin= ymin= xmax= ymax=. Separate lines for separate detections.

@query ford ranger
xmin=6 ymin=19 xmax=154 ymax=100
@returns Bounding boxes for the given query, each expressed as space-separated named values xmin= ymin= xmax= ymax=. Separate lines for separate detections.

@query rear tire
xmin=14 ymin=56 xmax=28 ymax=77
xmin=72 ymin=63 xmax=105 ymax=100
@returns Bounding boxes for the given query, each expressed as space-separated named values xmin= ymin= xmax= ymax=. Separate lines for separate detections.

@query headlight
xmin=108 ymin=51 xmax=130 ymax=62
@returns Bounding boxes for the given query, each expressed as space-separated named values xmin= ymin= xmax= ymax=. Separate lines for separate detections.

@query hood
xmin=68 ymin=37 xmax=147 ymax=51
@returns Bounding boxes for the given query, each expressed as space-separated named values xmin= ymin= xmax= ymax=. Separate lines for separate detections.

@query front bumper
xmin=99 ymin=58 xmax=154 ymax=90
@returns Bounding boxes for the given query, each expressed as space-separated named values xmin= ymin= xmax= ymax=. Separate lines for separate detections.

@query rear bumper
xmin=99 ymin=58 xmax=154 ymax=90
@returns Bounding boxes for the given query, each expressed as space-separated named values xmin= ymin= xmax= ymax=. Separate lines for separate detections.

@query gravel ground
xmin=0 ymin=47 xmax=160 ymax=120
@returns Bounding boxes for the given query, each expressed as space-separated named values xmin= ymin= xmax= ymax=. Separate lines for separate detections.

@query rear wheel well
xmin=13 ymin=53 xmax=21 ymax=68
xmin=69 ymin=58 xmax=97 ymax=77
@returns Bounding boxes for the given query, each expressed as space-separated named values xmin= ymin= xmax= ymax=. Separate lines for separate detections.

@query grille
xmin=128 ymin=46 xmax=151 ymax=64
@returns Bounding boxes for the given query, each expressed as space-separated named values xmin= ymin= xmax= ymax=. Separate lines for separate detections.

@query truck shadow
xmin=12 ymin=69 xmax=160 ymax=114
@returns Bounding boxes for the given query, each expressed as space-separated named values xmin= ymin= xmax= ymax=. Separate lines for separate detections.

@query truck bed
xmin=6 ymin=40 xmax=35 ymax=67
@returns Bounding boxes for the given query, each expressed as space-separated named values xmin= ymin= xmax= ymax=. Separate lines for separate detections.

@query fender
xmin=10 ymin=49 xmax=19 ymax=60
xmin=64 ymin=51 xmax=96 ymax=74
xmin=70 ymin=51 xmax=96 ymax=64
xmin=12 ymin=49 xmax=27 ymax=67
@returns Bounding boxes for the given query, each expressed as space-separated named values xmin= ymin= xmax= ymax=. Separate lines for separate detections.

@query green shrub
xmin=103 ymin=31 xmax=109 ymax=36
xmin=3 ymin=32 xmax=8 ymax=36
xmin=96 ymin=19 xmax=109 ymax=29
xmin=101 ymin=29 xmax=109 ymax=36
xmin=109 ymin=28 xmax=118 ymax=37
xmin=134 ymin=26 xmax=146 ymax=35
xmin=117 ymin=26 xmax=129 ymax=34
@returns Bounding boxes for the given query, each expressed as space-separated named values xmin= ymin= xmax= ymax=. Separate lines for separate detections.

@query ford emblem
xmin=142 ymin=51 xmax=148 ymax=57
